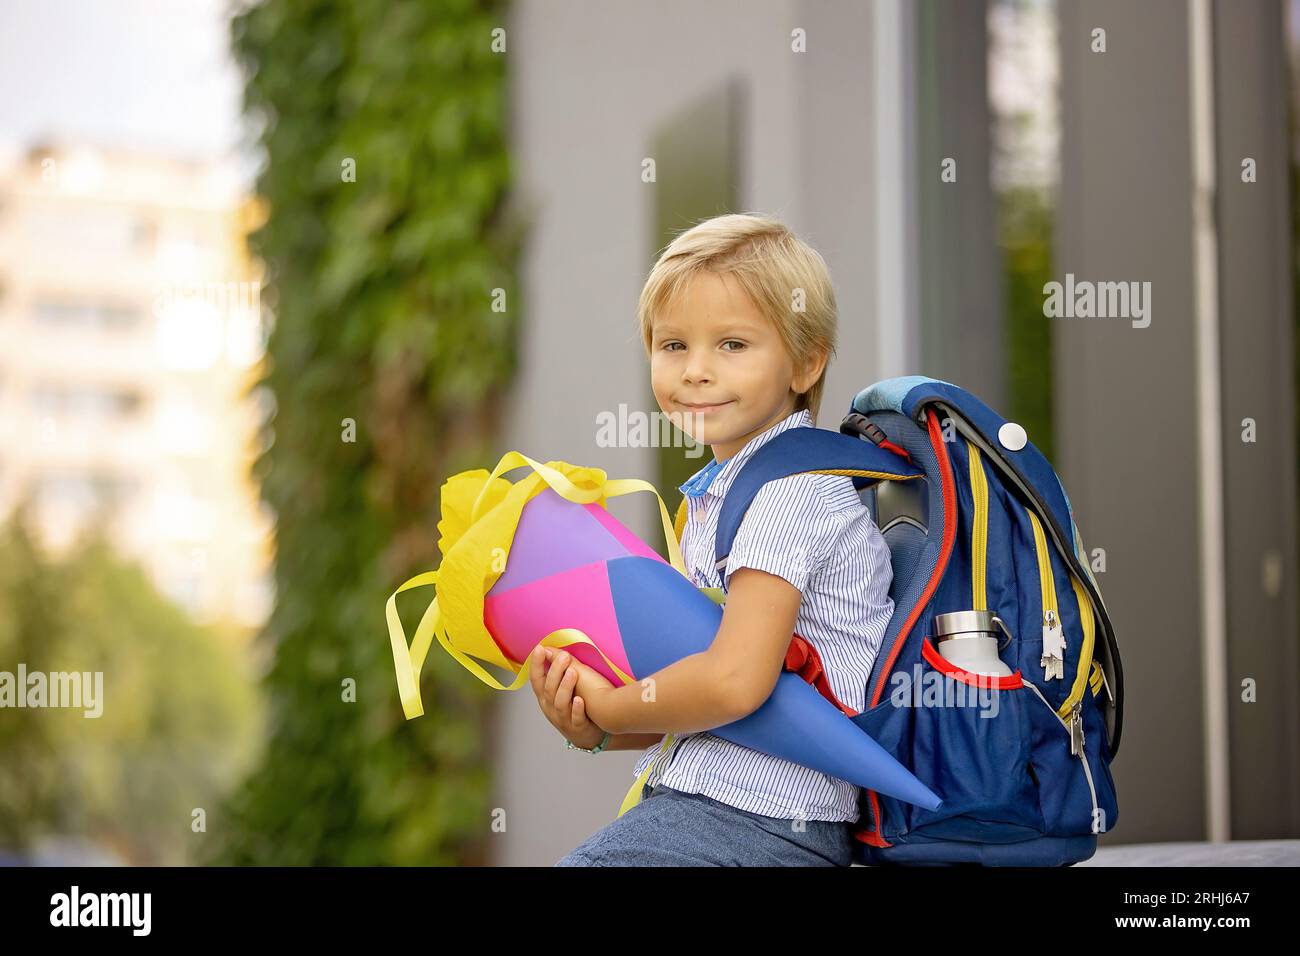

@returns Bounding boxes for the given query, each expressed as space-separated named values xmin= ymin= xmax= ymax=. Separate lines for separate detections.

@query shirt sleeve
xmin=721 ymin=474 xmax=848 ymax=594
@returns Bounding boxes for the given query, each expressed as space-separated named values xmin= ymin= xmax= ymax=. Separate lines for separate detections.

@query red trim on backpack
xmin=784 ymin=634 xmax=859 ymax=717
xmin=856 ymin=824 xmax=893 ymax=848
xmin=878 ymin=437 xmax=914 ymax=465
xmin=921 ymin=638 xmax=1023 ymax=689
xmin=851 ymin=408 xmax=958 ymax=852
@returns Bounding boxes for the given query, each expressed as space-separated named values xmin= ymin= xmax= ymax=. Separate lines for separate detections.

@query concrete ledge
xmin=1077 ymin=840 xmax=1300 ymax=866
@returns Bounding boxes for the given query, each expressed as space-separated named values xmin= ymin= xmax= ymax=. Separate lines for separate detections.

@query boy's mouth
xmin=678 ymin=400 xmax=734 ymax=414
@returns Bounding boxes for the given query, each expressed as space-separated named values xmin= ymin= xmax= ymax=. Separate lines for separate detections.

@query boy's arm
xmin=698 ymin=566 xmax=804 ymax=715
xmin=586 ymin=566 xmax=800 ymax=735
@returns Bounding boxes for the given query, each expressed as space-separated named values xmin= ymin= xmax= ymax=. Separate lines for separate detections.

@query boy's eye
xmin=660 ymin=340 xmax=745 ymax=352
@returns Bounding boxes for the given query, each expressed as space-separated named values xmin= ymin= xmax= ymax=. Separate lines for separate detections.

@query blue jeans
xmin=554 ymin=784 xmax=858 ymax=867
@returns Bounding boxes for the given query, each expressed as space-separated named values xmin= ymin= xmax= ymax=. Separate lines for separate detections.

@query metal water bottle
xmin=933 ymin=610 xmax=1013 ymax=677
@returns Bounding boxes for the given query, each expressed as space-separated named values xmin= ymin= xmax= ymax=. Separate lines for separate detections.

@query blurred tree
xmin=0 ymin=507 xmax=66 ymax=849
xmin=998 ymin=184 xmax=1056 ymax=464
xmin=988 ymin=0 xmax=1058 ymax=462
xmin=1291 ymin=104 xmax=1300 ymax=517
xmin=0 ymin=506 xmax=260 ymax=865
xmin=211 ymin=0 xmax=525 ymax=865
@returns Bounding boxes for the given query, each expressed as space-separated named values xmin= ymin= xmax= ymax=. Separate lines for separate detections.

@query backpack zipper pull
xmin=1041 ymin=609 xmax=1065 ymax=680
xmin=1069 ymin=700 xmax=1085 ymax=756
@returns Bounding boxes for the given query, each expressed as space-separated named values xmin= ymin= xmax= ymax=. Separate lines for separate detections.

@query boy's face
xmin=649 ymin=270 xmax=824 ymax=462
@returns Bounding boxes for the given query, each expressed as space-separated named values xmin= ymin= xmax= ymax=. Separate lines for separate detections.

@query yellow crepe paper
xmin=386 ymin=450 xmax=686 ymax=720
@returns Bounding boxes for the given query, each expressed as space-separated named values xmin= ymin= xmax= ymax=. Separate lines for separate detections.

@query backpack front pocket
xmin=880 ymin=638 xmax=1046 ymax=842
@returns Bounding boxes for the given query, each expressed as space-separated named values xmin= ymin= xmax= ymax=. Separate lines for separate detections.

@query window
xmin=27 ymin=207 xmax=136 ymax=252
xmin=33 ymin=470 xmax=138 ymax=512
xmin=29 ymin=383 xmax=145 ymax=421
xmin=648 ymin=78 xmax=745 ymax=505
xmin=31 ymin=299 xmax=143 ymax=333
xmin=131 ymin=217 xmax=157 ymax=251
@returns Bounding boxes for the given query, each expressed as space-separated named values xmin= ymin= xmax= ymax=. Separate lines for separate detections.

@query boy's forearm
xmin=599 ymin=651 xmax=746 ymax=735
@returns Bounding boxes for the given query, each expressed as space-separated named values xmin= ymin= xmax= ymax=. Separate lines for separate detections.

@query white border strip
xmin=1188 ymin=0 xmax=1231 ymax=842
xmin=872 ymin=0 xmax=920 ymax=377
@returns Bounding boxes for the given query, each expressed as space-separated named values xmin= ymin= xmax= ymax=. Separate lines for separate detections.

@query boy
xmin=538 ymin=213 xmax=895 ymax=866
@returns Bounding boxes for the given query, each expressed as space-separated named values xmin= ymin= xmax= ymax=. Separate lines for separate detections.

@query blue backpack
xmin=694 ymin=375 xmax=1123 ymax=867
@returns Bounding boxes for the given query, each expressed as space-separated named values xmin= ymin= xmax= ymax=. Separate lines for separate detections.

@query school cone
xmin=481 ymin=488 xmax=942 ymax=812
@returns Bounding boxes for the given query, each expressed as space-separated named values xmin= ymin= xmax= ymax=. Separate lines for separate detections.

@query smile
xmin=679 ymin=401 xmax=733 ymax=414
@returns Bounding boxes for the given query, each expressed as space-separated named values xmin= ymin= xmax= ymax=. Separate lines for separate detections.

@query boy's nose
xmin=683 ymin=362 xmax=713 ymax=384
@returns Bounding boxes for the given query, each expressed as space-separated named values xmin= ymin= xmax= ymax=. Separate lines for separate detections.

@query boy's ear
xmin=794 ymin=347 xmax=829 ymax=393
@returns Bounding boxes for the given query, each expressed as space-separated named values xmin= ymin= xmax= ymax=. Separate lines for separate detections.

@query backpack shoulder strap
xmin=713 ymin=426 xmax=923 ymax=586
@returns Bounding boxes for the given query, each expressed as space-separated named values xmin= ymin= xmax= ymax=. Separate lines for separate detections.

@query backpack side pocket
xmin=882 ymin=638 xmax=1046 ymax=843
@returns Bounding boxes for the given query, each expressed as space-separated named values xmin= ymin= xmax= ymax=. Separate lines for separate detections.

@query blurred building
xmin=0 ymin=142 xmax=273 ymax=634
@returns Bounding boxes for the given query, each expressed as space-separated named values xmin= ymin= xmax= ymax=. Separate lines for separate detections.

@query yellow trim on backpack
xmin=1018 ymin=500 xmax=1103 ymax=721
xmin=967 ymin=442 xmax=989 ymax=612
xmin=1025 ymin=507 xmax=1059 ymax=633
xmin=1063 ymin=570 xmax=1099 ymax=719
xmin=1021 ymin=500 xmax=1104 ymax=722
xmin=806 ymin=468 xmax=924 ymax=482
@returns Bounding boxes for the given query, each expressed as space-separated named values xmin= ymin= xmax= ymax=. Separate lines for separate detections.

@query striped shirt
xmin=631 ymin=408 xmax=895 ymax=822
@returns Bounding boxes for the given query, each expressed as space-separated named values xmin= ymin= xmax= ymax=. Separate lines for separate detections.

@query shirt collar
xmin=677 ymin=408 xmax=812 ymax=500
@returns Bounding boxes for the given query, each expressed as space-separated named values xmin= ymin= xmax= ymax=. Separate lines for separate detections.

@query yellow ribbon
xmin=386 ymin=450 xmax=686 ymax=719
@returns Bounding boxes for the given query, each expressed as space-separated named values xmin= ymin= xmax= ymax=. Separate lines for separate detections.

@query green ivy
xmin=211 ymin=0 xmax=524 ymax=865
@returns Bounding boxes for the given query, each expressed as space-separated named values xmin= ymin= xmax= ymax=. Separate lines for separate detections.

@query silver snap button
xmin=998 ymin=421 xmax=1028 ymax=451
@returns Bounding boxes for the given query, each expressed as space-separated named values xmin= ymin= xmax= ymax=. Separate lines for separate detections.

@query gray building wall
xmin=1055 ymin=0 xmax=1299 ymax=843
xmin=1055 ymin=0 xmax=1207 ymax=845
xmin=1210 ymin=0 xmax=1300 ymax=838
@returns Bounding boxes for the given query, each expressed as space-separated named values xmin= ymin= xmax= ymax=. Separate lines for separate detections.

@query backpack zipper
xmin=1063 ymin=571 xmax=1099 ymax=721
xmin=977 ymin=456 xmax=1100 ymax=744
xmin=1025 ymin=500 xmax=1101 ymax=725
xmin=975 ymin=446 xmax=1096 ymax=722
xmin=1025 ymin=507 xmax=1066 ymax=681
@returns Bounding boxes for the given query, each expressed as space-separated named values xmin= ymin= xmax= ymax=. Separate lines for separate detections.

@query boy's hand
xmin=528 ymin=647 xmax=609 ymax=750
xmin=565 ymin=656 xmax=617 ymax=719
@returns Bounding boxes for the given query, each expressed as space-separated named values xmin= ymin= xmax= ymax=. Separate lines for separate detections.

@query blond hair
xmin=637 ymin=213 xmax=838 ymax=421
